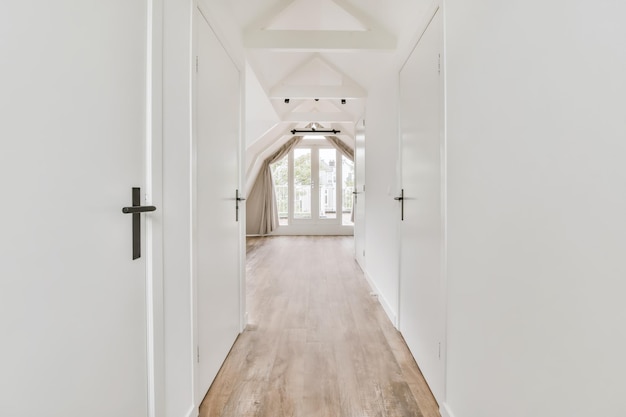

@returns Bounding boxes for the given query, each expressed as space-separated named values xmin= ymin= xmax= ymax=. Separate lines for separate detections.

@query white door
xmin=0 ymin=2 xmax=151 ymax=417
xmin=398 ymin=8 xmax=445 ymax=403
xmin=195 ymin=8 xmax=242 ymax=400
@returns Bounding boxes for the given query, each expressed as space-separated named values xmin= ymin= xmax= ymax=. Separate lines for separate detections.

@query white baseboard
xmin=270 ymin=225 xmax=354 ymax=236
xmin=440 ymin=403 xmax=456 ymax=417
xmin=363 ymin=270 xmax=398 ymax=328
xmin=186 ymin=404 xmax=199 ymax=417
xmin=356 ymin=255 xmax=366 ymax=272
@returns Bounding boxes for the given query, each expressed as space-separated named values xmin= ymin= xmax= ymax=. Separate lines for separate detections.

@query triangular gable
xmin=244 ymin=0 xmax=396 ymax=50
xmin=269 ymin=55 xmax=366 ymax=99
xmin=265 ymin=0 xmax=367 ymax=31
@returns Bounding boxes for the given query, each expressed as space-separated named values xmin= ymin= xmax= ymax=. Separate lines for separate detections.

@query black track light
xmin=284 ymin=98 xmax=290 ymax=104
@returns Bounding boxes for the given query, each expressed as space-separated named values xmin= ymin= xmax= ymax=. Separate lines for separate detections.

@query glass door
xmin=270 ymin=140 xmax=354 ymax=229
xmin=291 ymin=145 xmax=339 ymax=225
xmin=292 ymin=148 xmax=312 ymax=220
xmin=341 ymin=156 xmax=355 ymax=226
xmin=318 ymin=148 xmax=337 ymax=221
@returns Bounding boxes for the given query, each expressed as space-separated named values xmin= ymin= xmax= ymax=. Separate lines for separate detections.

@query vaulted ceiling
xmin=205 ymin=0 xmax=432 ymax=182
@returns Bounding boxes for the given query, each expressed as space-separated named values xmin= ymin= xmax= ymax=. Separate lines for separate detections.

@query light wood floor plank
xmin=200 ymin=236 xmax=441 ymax=417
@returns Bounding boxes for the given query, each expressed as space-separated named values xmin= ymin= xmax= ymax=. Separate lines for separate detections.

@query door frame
xmin=146 ymin=1 xmax=165 ymax=416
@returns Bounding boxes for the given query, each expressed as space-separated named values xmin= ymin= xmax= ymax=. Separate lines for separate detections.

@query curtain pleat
xmin=327 ymin=136 xmax=354 ymax=161
xmin=246 ymin=136 xmax=303 ymax=235
xmin=247 ymin=135 xmax=358 ymax=235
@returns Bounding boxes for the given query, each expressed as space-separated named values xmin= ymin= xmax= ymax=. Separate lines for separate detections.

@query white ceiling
xmin=265 ymin=0 xmax=368 ymax=31
xmin=208 ymin=0 xmax=432 ymax=161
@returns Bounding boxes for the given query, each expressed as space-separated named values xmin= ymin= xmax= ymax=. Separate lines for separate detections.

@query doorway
xmin=270 ymin=138 xmax=355 ymax=235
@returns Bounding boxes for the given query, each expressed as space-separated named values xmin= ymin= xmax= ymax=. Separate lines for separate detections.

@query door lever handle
xmin=235 ymin=189 xmax=245 ymax=221
xmin=122 ymin=206 xmax=157 ymax=214
xmin=394 ymin=189 xmax=404 ymax=221
xmin=122 ymin=187 xmax=157 ymax=260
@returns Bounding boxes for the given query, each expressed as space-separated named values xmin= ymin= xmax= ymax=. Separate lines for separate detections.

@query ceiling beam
xmin=243 ymin=29 xmax=396 ymax=51
xmin=281 ymin=112 xmax=356 ymax=123
xmin=269 ymin=85 xmax=366 ymax=99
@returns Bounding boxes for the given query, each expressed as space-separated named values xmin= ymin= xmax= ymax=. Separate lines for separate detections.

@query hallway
xmin=200 ymin=236 xmax=440 ymax=417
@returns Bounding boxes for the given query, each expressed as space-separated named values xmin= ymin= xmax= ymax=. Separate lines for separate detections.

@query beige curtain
xmin=327 ymin=136 xmax=354 ymax=161
xmin=326 ymin=136 xmax=355 ymax=222
xmin=246 ymin=136 xmax=303 ymax=235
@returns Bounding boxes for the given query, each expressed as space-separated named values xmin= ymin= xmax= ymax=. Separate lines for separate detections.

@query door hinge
xmin=438 ymin=342 xmax=441 ymax=359
xmin=195 ymin=56 xmax=199 ymax=73
xmin=197 ymin=345 xmax=200 ymax=363
xmin=438 ymin=54 xmax=441 ymax=75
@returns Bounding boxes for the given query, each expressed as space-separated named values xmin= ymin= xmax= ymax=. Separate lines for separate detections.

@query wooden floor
xmin=199 ymin=236 xmax=441 ymax=417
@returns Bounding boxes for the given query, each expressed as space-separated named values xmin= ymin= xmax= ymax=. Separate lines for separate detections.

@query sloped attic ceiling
xmin=264 ymin=0 xmax=368 ymax=31
xmin=208 ymin=0 xmax=435 ymax=183
xmin=269 ymin=54 xmax=366 ymax=99
xmin=243 ymin=0 xmax=395 ymax=50
xmin=245 ymin=53 xmax=362 ymax=149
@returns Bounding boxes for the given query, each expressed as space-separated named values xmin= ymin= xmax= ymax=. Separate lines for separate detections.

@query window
xmin=270 ymin=139 xmax=354 ymax=227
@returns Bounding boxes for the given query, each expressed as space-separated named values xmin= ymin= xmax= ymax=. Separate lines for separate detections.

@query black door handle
xmin=394 ymin=189 xmax=404 ymax=221
xmin=122 ymin=206 xmax=157 ymax=214
xmin=236 ymin=189 xmax=245 ymax=221
xmin=122 ymin=187 xmax=157 ymax=260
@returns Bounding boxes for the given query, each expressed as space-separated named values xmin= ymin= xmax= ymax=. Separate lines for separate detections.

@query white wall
xmin=363 ymin=71 xmax=401 ymax=324
xmin=245 ymin=63 xmax=280 ymax=147
xmin=445 ymin=1 xmax=626 ymax=416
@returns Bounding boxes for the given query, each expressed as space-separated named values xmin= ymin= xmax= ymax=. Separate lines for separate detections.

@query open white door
xmin=398 ymin=8 xmax=446 ymax=404
xmin=194 ymin=8 xmax=242 ymax=401
xmin=0 ymin=2 xmax=153 ymax=416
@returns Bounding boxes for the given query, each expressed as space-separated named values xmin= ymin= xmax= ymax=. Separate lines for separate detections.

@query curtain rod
xmin=291 ymin=129 xmax=340 ymax=135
